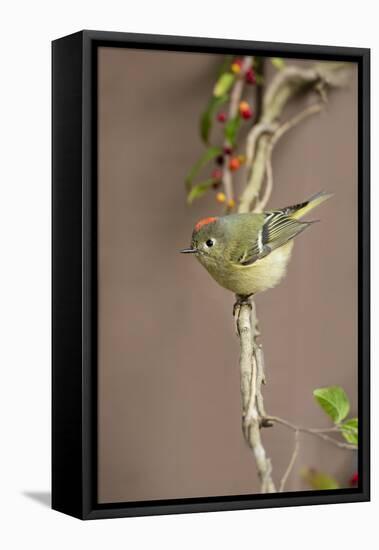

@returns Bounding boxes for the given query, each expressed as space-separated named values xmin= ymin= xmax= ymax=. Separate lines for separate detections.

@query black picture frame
xmin=52 ymin=30 xmax=370 ymax=520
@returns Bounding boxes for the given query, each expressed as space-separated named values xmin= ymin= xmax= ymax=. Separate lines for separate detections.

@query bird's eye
xmin=206 ymin=239 xmax=214 ymax=247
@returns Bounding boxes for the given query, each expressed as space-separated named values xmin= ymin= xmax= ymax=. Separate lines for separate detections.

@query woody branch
xmin=234 ymin=61 xmax=351 ymax=493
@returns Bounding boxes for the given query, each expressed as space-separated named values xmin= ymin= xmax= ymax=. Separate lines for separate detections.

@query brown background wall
xmin=97 ymin=47 xmax=357 ymax=503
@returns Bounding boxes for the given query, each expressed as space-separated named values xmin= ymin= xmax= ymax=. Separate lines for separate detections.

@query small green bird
xmin=181 ymin=191 xmax=332 ymax=299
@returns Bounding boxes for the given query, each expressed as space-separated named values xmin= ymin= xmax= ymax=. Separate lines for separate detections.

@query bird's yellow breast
xmin=202 ymin=241 xmax=294 ymax=296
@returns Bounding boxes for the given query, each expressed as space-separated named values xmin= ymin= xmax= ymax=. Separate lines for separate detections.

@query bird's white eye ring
xmin=205 ymin=238 xmax=215 ymax=247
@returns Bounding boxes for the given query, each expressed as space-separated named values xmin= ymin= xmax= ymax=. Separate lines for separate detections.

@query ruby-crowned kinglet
xmin=181 ymin=191 xmax=332 ymax=297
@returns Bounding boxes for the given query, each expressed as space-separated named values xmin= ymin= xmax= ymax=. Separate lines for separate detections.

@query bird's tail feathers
xmin=289 ymin=191 xmax=333 ymax=220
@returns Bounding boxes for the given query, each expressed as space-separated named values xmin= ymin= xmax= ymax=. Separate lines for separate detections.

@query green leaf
xmin=313 ymin=386 xmax=350 ymax=424
xmin=340 ymin=418 xmax=358 ymax=446
xmin=302 ymin=468 xmax=340 ymax=490
xmin=185 ymin=146 xmax=222 ymax=190
xmin=187 ymin=179 xmax=214 ymax=204
xmin=224 ymin=115 xmax=241 ymax=146
xmin=213 ymin=72 xmax=235 ymax=98
xmin=200 ymin=95 xmax=228 ymax=144
xmin=271 ymin=57 xmax=286 ymax=70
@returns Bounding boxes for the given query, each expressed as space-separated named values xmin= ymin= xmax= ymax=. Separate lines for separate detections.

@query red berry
xmin=223 ymin=146 xmax=233 ymax=155
xmin=211 ymin=168 xmax=222 ymax=181
xmin=216 ymin=154 xmax=224 ymax=166
xmin=245 ymin=67 xmax=256 ymax=84
xmin=350 ymin=472 xmax=358 ymax=487
xmin=239 ymin=101 xmax=253 ymax=120
xmin=241 ymin=107 xmax=253 ymax=120
xmin=212 ymin=181 xmax=221 ymax=190
xmin=231 ymin=58 xmax=243 ymax=74
xmin=217 ymin=112 xmax=227 ymax=123
xmin=229 ymin=157 xmax=241 ymax=171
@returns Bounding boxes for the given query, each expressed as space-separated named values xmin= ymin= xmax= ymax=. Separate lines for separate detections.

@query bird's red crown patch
xmin=194 ymin=217 xmax=218 ymax=232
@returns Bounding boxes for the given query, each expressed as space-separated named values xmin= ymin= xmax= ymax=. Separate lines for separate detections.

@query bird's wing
xmin=231 ymin=212 xmax=311 ymax=266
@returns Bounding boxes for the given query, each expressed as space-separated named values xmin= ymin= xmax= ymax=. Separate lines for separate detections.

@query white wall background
xmin=0 ymin=1 xmax=376 ymax=548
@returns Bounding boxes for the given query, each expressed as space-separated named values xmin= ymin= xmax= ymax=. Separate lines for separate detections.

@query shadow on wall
xmin=22 ymin=491 xmax=51 ymax=508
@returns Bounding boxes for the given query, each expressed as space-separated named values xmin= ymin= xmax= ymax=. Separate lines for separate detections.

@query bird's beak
xmin=180 ymin=247 xmax=198 ymax=254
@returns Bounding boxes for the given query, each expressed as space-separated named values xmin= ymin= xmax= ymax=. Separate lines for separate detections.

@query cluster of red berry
xmin=210 ymin=146 xmax=247 ymax=207
xmin=216 ymin=58 xmax=255 ymax=125
xmin=211 ymin=59 xmax=256 ymax=208
xmin=217 ymin=99 xmax=253 ymax=123
xmin=231 ymin=58 xmax=256 ymax=84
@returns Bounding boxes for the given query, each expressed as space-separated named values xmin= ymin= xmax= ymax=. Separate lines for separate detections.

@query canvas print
xmin=97 ymin=48 xmax=358 ymax=503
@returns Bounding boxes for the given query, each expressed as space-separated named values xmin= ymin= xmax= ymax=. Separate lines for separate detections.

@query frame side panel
xmin=360 ymin=50 xmax=370 ymax=499
xmin=52 ymin=32 xmax=84 ymax=519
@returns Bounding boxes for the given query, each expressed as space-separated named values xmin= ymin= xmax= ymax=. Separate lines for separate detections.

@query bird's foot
xmin=233 ymin=294 xmax=253 ymax=314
